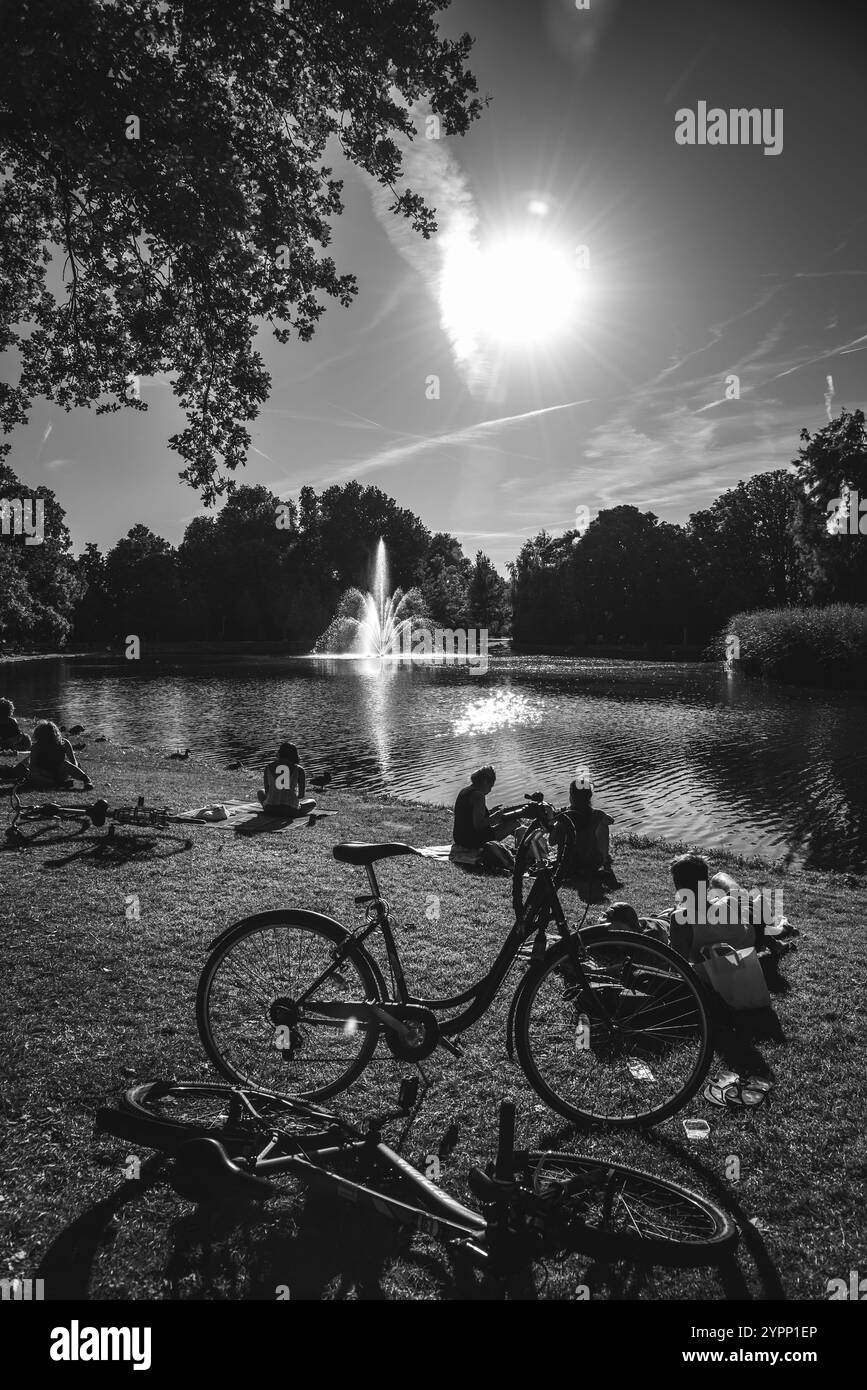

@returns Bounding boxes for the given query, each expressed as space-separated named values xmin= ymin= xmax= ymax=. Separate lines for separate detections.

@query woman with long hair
xmin=20 ymin=720 xmax=94 ymax=790
xmin=257 ymin=740 xmax=316 ymax=817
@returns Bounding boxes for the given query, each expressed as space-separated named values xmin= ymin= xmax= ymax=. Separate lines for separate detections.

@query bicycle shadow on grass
xmin=2 ymin=821 xmax=194 ymax=866
xmin=35 ymin=1158 xmax=166 ymax=1299
xmin=163 ymin=1188 xmax=485 ymax=1301
xmin=162 ymin=1187 xmax=720 ymax=1301
xmin=43 ymin=831 xmax=194 ymax=867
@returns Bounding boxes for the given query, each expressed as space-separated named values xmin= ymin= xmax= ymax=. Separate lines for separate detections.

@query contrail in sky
xmin=824 ymin=373 xmax=836 ymax=420
xmin=326 ymin=397 xmax=597 ymax=482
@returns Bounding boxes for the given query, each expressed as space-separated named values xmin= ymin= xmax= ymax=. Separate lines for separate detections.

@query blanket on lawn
xmin=175 ymin=800 xmax=335 ymax=835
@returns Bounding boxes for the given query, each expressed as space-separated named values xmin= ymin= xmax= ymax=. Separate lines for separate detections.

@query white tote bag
xmin=699 ymin=943 xmax=771 ymax=1010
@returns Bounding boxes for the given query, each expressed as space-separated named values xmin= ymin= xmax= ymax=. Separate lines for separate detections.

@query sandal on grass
xmin=723 ymin=1078 xmax=772 ymax=1110
xmin=703 ymin=1071 xmax=740 ymax=1107
xmin=704 ymin=1072 xmax=773 ymax=1110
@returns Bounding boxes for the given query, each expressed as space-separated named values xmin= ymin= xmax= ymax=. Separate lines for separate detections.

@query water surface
xmin=5 ymin=655 xmax=866 ymax=869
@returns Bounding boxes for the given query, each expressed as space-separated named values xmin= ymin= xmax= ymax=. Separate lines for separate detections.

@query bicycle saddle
xmin=332 ymin=842 xmax=415 ymax=866
xmin=170 ymin=1138 xmax=276 ymax=1203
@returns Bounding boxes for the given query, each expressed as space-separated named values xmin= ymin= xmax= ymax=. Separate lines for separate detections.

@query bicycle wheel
xmin=519 ymin=1152 xmax=737 ymax=1266
xmin=116 ymin=1081 xmax=345 ymax=1157
xmin=512 ymin=813 xmax=575 ymax=923
xmin=197 ymin=911 xmax=382 ymax=1101
xmin=515 ymin=927 xmax=712 ymax=1127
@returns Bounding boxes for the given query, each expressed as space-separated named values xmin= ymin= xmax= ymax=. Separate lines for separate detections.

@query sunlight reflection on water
xmin=452 ymin=689 xmax=543 ymax=735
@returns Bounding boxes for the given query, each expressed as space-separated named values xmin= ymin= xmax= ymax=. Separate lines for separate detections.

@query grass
xmin=1 ymin=744 xmax=865 ymax=1301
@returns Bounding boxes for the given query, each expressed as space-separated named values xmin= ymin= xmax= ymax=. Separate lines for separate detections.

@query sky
xmin=6 ymin=0 xmax=867 ymax=571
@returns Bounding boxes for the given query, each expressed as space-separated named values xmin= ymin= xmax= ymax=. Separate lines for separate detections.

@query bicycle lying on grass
xmin=2 ymin=790 xmax=192 ymax=850
xmin=196 ymin=794 xmax=714 ymax=1128
xmin=95 ymin=1083 xmax=737 ymax=1288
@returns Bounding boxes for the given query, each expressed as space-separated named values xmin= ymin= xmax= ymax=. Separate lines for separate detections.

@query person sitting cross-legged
xmin=257 ymin=741 xmax=316 ymax=818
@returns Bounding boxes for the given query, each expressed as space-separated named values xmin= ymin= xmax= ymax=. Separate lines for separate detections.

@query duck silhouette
xmin=68 ymin=724 xmax=85 ymax=736
xmin=168 ymin=748 xmax=191 ymax=761
xmin=310 ymin=771 xmax=331 ymax=792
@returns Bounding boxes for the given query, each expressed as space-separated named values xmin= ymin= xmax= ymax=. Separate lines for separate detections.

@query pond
xmin=4 ymin=655 xmax=866 ymax=870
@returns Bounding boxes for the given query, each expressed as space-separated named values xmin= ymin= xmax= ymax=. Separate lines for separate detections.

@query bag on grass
xmin=479 ymin=840 xmax=515 ymax=872
xmin=698 ymin=943 xmax=771 ymax=1010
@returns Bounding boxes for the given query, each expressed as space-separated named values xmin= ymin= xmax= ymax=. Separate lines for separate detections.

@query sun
xmin=440 ymin=231 xmax=583 ymax=350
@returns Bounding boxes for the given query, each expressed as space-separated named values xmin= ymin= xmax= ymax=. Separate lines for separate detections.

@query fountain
xmin=312 ymin=539 xmax=429 ymax=657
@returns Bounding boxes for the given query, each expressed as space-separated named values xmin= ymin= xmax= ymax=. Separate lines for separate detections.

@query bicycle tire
xmin=116 ymin=1081 xmax=346 ymax=1156
xmin=197 ymin=912 xmax=382 ymax=1101
xmin=515 ymin=927 xmax=713 ymax=1127
xmin=512 ymin=812 xmax=575 ymax=924
xmin=520 ymin=1152 xmax=738 ymax=1266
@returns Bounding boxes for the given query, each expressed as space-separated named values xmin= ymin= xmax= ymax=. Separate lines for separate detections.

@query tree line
xmin=1 ymin=410 xmax=865 ymax=653
xmin=511 ymin=410 xmax=867 ymax=648
xmin=0 ymin=473 xmax=510 ymax=648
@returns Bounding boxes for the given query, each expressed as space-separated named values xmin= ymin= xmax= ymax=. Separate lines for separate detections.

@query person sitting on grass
xmin=452 ymin=765 xmax=526 ymax=865
xmin=15 ymin=719 xmax=94 ymax=790
xmin=0 ymin=698 xmax=30 ymax=751
xmin=563 ymin=780 xmax=620 ymax=888
xmin=257 ymin=741 xmax=316 ymax=818
xmin=643 ymin=853 xmax=764 ymax=958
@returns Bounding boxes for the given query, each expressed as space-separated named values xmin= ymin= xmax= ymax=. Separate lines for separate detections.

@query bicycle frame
xmin=293 ymin=821 xmax=594 ymax=1047
xmin=249 ymin=1141 xmax=488 ymax=1248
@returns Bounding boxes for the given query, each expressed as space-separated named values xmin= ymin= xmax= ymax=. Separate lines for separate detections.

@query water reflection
xmin=452 ymin=689 xmax=543 ymax=736
xmin=5 ymin=656 xmax=866 ymax=870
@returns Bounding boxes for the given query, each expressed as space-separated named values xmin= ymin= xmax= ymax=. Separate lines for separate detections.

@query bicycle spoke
xmin=518 ymin=932 xmax=709 ymax=1125
xmin=201 ymin=921 xmax=378 ymax=1099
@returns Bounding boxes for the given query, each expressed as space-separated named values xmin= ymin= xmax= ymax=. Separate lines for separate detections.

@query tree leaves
xmin=0 ymin=1 xmax=482 ymax=499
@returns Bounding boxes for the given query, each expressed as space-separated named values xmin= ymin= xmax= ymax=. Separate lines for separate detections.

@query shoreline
xmin=4 ymin=646 xmax=866 ymax=695
xmin=5 ymin=737 xmax=858 ymax=884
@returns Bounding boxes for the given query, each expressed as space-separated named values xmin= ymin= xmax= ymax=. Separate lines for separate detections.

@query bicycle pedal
xmin=398 ymin=1076 xmax=420 ymax=1110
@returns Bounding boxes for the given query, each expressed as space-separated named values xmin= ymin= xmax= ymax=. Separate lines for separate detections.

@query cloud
xmin=365 ymin=102 xmax=496 ymax=396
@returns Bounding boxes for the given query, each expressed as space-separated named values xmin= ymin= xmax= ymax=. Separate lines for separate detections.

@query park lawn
xmin=1 ymin=744 xmax=865 ymax=1301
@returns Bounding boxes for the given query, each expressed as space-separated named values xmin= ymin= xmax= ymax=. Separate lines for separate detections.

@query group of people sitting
xmin=450 ymin=764 xmax=788 ymax=988
xmin=1 ymin=707 xmax=315 ymax=819
xmin=451 ymin=763 xmax=618 ymax=886
xmin=0 ymin=700 xmax=94 ymax=791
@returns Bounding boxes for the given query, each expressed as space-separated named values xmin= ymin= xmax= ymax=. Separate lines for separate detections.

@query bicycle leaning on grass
xmin=95 ymin=1084 xmax=737 ymax=1286
xmin=195 ymin=794 xmax=714 ymax=1128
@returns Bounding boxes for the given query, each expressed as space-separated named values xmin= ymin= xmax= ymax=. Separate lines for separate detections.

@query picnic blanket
xmin=416 ymin=842 xmax=485 ymax=866
xmin=175 ymin=800 xmax=335 ymax=835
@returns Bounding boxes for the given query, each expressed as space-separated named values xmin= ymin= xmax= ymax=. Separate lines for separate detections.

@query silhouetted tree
xmin=421 ymin=533 xmax=471 ymax=627
xmin=0 ymin=1 xmax=482 ymax=499
xmin=0 ymin=459 xmax=80 ymax=644
xmin=103 ymin=524 xmax=180 ymax=639
xmin=467 ymin=551 xmax=508 ymax=634
xmin=794 ymin=410 xmax=867 ymax=602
